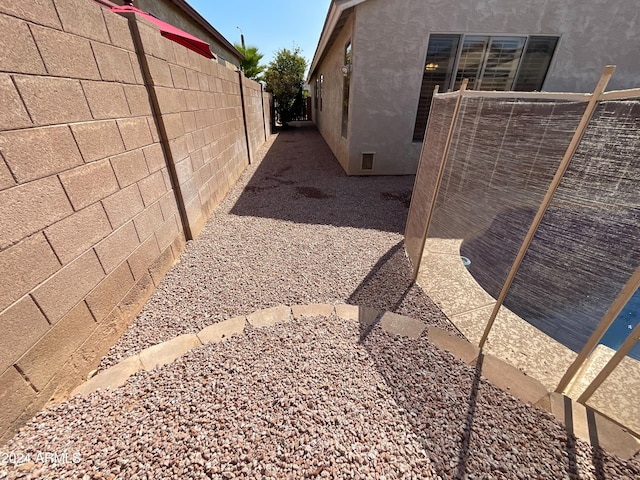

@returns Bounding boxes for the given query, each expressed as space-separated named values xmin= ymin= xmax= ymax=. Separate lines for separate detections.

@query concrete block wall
xmin=134 ymin=15 xmax=260 ymax=238
xmin=0 ymin=1 xmax=271 ymax=443
xmin=242 ymin=76 xmax=267 ymax=161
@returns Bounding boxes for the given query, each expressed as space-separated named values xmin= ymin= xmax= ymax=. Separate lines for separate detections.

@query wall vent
xmin=361 ymin=152 xmax=375 ymax=170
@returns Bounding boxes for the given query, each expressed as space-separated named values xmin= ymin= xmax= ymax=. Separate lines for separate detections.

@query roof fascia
xmin=308 ymin=0 xmax=368 ymax=81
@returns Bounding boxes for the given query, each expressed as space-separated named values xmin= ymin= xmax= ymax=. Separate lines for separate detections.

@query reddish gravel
xmin=4 ymin=315 xmax=638 ymax=479
xmin=99 ymin=127 xmax=458 ymax=369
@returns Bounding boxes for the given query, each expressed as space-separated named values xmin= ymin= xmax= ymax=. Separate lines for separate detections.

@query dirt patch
xmin=381 ymin=190 xmax=412 ymax=208
xmin=296 ymin=186 xmax=331 ymax=199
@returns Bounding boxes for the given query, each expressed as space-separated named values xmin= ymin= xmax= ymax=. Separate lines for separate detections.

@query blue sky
xmin=187 ymin=0 xmax=332 ymax=73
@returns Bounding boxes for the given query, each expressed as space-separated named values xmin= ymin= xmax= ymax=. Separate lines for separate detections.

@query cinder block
xmin=185 ymin=90 xmax=199 ymax=111
xmin=14 ymin=76 xmax=91 ymax=126
xmin=0 ymin=0 xmax=61 ymax=28
xmin=0 ymin=296 xmax=50 ymax=373
xmin=117 ymin=117 xmax=153 ymax=150
xmin=146 ymin=55 xmax=173 ymax=87
xmin=0 ymin=74 xmax=31 ymax=130
xmin=132 ymin=201 xmax=164 ymax=242
xmin=182 ymin=111 xmax=197 ymax=133
xmin=102 ymin=7 xmax=135 ymax=51
xmin=147 ymin=117 xmax=160 ymax=142
xmin=191 ymin=149 xmax=205 ymax=172
xmin=163 ymin=112 xmax=185 ymax=140
xmin=16 ymin=301 xmax=96 ymax=391
xmin=53 ymin=0 xmax=109 ymax=43
xmin=428 ymin=326 xmax=480 ymax=364
xmin=135 ymin=20 xmax=164 ymax=60
xmin=86 ymin=261 xmax=134 ymax=322
xmin=138 ymin=169 xmax=168 ymax=206
xmin=30 ymin=25 xmax=100 ymax=80
xmin=124 ymin=85 xmax=153 ymax=116
xmin=31 ymin=250 xmax=104 ymax=324
xmin=117 ymin=271 xmax=155 ymax=319
xmin=59 ymin=159 xmax=119 ymax=211
xmin=186 ymin=68 xmax=199 ymax=91
xmin=143 ymin=143 xmax=166 ymax=173
xmin=0 ymin=234 xmax=60 ymax=313
xmin=0 ymin=367 xmax=36 ymax=437
xmin=0 ymin=14 xmax=46 ymax=74
xmin=101 ymin=183 xmax=144 ymax=229
xmin=0 ymin=156 xmax=16 ymax=190
xmin=71 ymin=120 xmax=125 ymax=162
xmin=92 ymin=41 xmax=136 ymax=84
xmin=175 ymin=157 xmax=193 ymax=184
xmin=110 ymin=149 xmax=149 ymax=188
xmin=82 ymin=80 xmax=130 ymax=119
xmin=198 ymin=317 xmax=246 ymax=344
xmin=168 ymin=135 xmax=190 ymax=163
xmin=169 ymin=232 xmax=185 ymax=260
xmin=72 ymin=354 xmax=142 ymax=397
xmin=139 ymin=334 xmax=201 ymax=371
xmin=379 ymin=311 xmax=427 ymax=339
xmin=169 ymin=64 xmax=188 ymax=89
xmin=0 ymin=176 xmax=73 ymax=250
xmin=159 ymin=190 xmax=178 ymax=220
xmin=247 ymin=306 xmax=292 ymax=328
xmin=172 ymin=42 xmax=191 ymax=68
xmin=45 ymin=203 xmax=112 ymax=265
xmin=94 ymin=221 xmax=140 ymax=274
xmin=154 ymin=215 xmax=180 ymax=251
xmin=127 ymin=235 xmax=161 ymax=280
xmin=149 ymin=244 xmax=175 ymax=286
xmin=292 ymin=304 xmax=335 ymax=320
xmin=479 ymin=353 xmax=549 ymax=406
xmin=0 ymin=126 xmax=81 ymax=183
xmin=129 ymin=51 xmax=145 ymax=85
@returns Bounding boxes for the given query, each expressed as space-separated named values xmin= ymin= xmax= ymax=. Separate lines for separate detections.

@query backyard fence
xmin=406 ymin=67 xmax=640 ymax=435
xmin=0 ymin=0 xmax=272 ymax=443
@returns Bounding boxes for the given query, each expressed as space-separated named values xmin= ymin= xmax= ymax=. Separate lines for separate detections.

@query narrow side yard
xmin=101 ymin=126 xmax=457 ymax=369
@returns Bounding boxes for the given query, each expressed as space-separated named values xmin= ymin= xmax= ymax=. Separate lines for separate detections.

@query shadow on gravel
xmin=230 ymin=125 xmax=415 ymax=233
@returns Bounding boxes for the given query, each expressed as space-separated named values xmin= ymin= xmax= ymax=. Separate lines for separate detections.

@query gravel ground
xmin=99 ymin=127 xmax=457 ymax=369
xmin=4 ymin=315 xmax=639 ymax=479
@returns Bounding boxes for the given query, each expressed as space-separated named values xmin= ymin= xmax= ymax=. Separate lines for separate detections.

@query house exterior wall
xmin=0 ymin=0 xmax=270 ymax=444
xmin=310 ymin=12 xmax=355 ymax=173
xmin=343 ymin=0 xmax=639 ymax=175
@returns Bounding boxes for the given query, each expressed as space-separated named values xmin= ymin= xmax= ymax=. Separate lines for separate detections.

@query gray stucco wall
xmin=346 ymin=0 xmax=639 ymax=175
xmin=310 ymin=12 xmax=355 ymax=173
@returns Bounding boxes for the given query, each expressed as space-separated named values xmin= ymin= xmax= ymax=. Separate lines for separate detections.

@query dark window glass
xmin=342 ymin=41 xmax=352 ymax=138
xmin=413 ymin=34 xmax=460 ymax=142
xmin=513 ymin=36 xmax=559 ymax=91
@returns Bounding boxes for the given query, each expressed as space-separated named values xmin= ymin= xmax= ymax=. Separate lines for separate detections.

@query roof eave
xmin=307 ymin=0 xmax=368 ymax=82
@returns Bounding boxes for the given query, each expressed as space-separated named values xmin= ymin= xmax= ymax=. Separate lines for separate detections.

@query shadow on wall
xmin=229 ymin=126 xmax=414 ymax=233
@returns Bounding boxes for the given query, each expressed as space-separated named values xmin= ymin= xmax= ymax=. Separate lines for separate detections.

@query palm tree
xmin=234 ymin=43 xmax=265 ymax=81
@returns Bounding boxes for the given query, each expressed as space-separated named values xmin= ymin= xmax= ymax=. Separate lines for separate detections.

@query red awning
xmin=111 ymin=5 xmax=214 ymax=59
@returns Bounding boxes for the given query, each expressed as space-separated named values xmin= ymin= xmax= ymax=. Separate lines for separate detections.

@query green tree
xmin=264 ymin=47 xmax=307 ymax=125
xmin=234 ymin=43 xmax=265 ymax=81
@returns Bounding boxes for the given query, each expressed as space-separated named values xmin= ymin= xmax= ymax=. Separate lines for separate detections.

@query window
xmin=314 ymin=78 xmax=319 ymax=109
xmin=319 ymin=74 xmax=324 ymax=111
xmin=413 ymin=34 xmax=559 ymax=141
xmin=341 ymin=40 xmax=352 ymax=138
